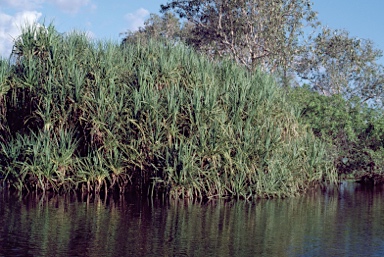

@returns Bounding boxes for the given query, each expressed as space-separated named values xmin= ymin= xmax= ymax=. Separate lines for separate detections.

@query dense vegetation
xmin=289 ymin=86 xmax=384 ymax=183
xmin=123 ymin=0 xmax=384 ymax=184
xmin=1 ymin=1 xmax=383 ymax=198
xmin=0 ymin=23 xmax=337 ymax=199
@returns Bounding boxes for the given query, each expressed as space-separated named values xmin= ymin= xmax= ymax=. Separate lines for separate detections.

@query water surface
xmin=1 ymin=182 xmax=384 ymax=256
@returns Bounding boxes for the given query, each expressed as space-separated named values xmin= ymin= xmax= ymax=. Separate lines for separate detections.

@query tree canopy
xmin=122 ymin=0 xmax=384 ymax=106
xmin=160 ymin=0 xmax=318 ymax=75
xmin=296 ymin=28 xmax=384 ymax=105
xmin=121 ymin=12 xmax=184 ymax=45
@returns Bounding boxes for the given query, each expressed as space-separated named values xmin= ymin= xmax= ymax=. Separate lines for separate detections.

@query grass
xmin=0 ymin=23 xmax=337 ymax=199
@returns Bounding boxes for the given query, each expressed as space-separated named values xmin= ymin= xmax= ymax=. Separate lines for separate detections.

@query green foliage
xmin=154 ymin=1 xmax=384 ymax=103
xmin=121 ymin=12 xmax=186 ymax=46
xmin=296 ymin=28 xmax=384 ymax=105
xmin=0 ymin=59 xmax=10 ymax=142
xmin=289 ymin=85 xmax=384 ymax=179
xmin=0 ymin=23 xmax=336 ymax=199
xmin=1 ymin=129 xmax=78 ymax=192
xmin=161 ymin=0 xmax=317 ymax=75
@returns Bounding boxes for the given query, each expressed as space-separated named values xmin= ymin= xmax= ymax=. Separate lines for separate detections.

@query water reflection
xmin=1 ymin=182 xmax=384 ymax=256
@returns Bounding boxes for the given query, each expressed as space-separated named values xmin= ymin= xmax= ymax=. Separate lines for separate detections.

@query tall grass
xmin=0 ymin=23 xmax=337 ymax=199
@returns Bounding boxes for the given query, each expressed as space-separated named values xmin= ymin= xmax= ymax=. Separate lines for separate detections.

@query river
xmin=1 ymin=181 xmax=384 ymax=256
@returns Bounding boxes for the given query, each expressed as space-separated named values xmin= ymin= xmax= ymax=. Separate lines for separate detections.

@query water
xmin=1 ymin=181 xmax=384 ymax=257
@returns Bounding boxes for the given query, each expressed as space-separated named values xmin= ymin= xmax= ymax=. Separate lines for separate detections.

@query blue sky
xmin=1 ymin=0 xmax=384 ymax=61
xmin=313 ymin=1 xmax=384 ymax=49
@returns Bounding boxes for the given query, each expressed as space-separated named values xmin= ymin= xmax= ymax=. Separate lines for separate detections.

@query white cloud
xmin=0 ymin=11 xmax=42 ymax=58
xmin=49 ymin=0 xmax=92 ymax=14
xmin=124 ymin=8 xmax=150 ymax=32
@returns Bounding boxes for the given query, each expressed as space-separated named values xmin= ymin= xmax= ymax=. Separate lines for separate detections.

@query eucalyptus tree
xmin=296 ymin=28 xmax=384 ymax=105
xmin=122 ymin=12 xmax=185 ymax=45
xmin=160 ymin=0 xmax=318 ymax=81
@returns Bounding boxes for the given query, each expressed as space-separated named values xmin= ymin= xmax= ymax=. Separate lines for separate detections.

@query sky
xmin=1 ymin=0 xmax=384 ymax=60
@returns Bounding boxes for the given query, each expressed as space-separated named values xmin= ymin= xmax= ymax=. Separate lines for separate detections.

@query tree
xmin=296 ymin=28 xmax=384 ymax=105
xmin=289 ymin=85 xmax=384 ymax=176
xmin=121 ymin=1 xmax=384 ymax=105
xmin=121 ymin=12 xmax=185 ymax=45
xmin=160 ymin=0 xmax=318 ymax=79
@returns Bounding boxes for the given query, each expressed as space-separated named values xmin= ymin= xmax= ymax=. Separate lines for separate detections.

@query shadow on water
xmin=1 ymin=181 xmax=384 ymax=256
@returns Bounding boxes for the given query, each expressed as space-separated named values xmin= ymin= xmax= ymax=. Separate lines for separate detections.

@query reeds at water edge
xmin=0 ymin=23 xmax=337 ymax=199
